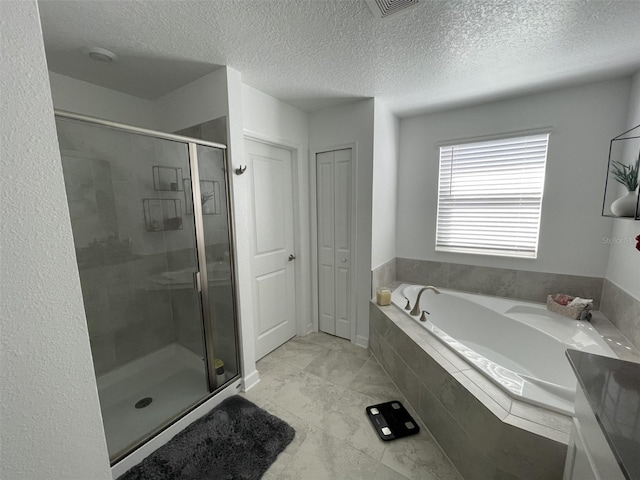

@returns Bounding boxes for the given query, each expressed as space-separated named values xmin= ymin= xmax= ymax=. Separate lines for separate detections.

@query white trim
xmin=355 ymin=335 xmax=369 ymax=349
xmin=242 ymin=369 xmax=261 ymax=392
xmin=310 ymin=151 xmax=319 ymax=333
xmin=435 ymin=246 xmax=538 ymax=259
xmin=242 ymin=130 xmax=311 ymax=342
xmin=310 ymin=142 xmax=359 ymax=344
xmin=243 ymin=129 xmax=299 ymax=151
xmin=110 ymin=379 xmax=243 ymax=479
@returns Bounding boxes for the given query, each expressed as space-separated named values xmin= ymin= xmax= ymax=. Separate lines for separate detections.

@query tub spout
xmin=410 ymin=286 xmax=441 ymax=316
xmin=403 ymin=297 xmax=411 ymax=310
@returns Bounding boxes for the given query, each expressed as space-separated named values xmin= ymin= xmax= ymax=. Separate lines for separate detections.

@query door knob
xmin=288 ymin=254 xmax=296 ymax=261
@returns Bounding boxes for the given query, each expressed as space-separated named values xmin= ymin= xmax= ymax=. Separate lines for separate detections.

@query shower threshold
xmin=96 ymin=343 xmax=208 ymax=459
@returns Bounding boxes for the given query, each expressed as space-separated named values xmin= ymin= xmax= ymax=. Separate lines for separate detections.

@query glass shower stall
xmin=54 ymin=111 xmax=240 ymax=463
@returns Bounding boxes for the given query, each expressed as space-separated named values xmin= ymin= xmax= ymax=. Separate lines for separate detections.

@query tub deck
xmin=369 ymin=297 xmax=640 ymax=480
xmin=392 ymin=284 xmax=617 ymax=415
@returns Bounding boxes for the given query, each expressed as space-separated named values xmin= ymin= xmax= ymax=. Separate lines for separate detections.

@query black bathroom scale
xmin=365 ymin=400 xmax=420 ymax=441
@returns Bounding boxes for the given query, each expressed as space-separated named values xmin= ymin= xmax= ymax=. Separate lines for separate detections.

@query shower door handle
xmin=193 ymin=271 xmax=202 ymax=292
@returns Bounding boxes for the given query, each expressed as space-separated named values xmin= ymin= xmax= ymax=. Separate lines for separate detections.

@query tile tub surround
xmin=600 ymin=279 xmax=640 ymax=351
xmin=369 ymin=301 xmax=572 ymax=480
xmin=372 ymin=258 xmax=397 ymax=297
xmin=589 ymin=311 xmax=640 ymax=363
xmin=395 ymin=258 xmax=604 ymax=309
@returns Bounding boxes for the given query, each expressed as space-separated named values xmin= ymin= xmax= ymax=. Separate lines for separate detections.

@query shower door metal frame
xmin=54 ymin=110 xmax=242 ymax=462
xmin=187 ymin=142 xmax=218 ymax=389
xmin=188 ymin=142 xmax=239 ymax=392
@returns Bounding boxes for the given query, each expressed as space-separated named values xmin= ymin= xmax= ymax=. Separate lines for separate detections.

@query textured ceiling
xmin=39 ymin=0 xmax=640 ymax=116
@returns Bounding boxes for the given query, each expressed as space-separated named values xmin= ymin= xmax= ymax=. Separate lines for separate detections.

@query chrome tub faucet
xmin=410 ymin=286 xmax=441 ymax=316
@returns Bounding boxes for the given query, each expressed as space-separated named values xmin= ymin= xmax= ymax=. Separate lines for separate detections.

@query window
xmin=435 ymin=132 xmax=549 ymax=258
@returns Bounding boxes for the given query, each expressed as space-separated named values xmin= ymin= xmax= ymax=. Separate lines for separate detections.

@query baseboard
xmin=355 ymin=335 xmax=369 ymax=348
xmin=242 ymin=369 xmax=261 ymax=392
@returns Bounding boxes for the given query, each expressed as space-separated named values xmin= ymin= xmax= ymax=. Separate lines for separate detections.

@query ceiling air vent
xmin=365 ymin=0 xmax=419 ymax=18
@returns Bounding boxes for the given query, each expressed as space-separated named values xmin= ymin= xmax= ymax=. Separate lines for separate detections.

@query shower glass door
xmin=195 ymin=144 xmax=239 ymax=385
xmin=56 ymin=117 xmax=211 ymax=462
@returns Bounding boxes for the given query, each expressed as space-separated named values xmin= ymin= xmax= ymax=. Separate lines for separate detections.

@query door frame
xmin=243 ymin=130 xmax=309 ymax=341
xmin=310 ymin=142 xmax=358 ymax=343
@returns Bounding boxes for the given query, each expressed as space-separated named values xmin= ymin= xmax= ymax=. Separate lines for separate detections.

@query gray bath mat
xmin=118 ymin=395 xmax=295 ymax=480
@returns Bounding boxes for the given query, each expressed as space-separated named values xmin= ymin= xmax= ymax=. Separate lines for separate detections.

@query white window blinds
xmin=436 ymin=133 xmax=549 ymax=258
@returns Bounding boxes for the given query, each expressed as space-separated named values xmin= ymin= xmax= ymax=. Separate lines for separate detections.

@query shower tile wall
xmin=169 ymin=278 xmax=238 ymax=375
xmin=210 ymin=284 xmax=238 ymax=375
xmin=79 ymin=255 xmax=176 ymax=374
xmin=60 ymin=118 xmax=239 ymax=380
xmin=370 ymin=258 xmax=396 ymax=297
xmin=174 ymin=116 xmax=227 ymax=146
xmin=59 ymin=121 xmax=205 ymax=376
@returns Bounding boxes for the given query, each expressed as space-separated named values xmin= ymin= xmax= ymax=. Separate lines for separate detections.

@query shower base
xmin=96 ymin=343 xmax=208 ymax=459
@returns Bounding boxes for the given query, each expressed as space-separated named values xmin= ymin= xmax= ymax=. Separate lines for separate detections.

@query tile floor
xmin=241 ymin=332 xmax=462 ymax=480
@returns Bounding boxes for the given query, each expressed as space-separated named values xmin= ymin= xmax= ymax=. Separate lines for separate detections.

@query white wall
xmin=372 ymin=100 xmax=400 ymax=269
xmin=605 ymin=70 xmax=640 ymax=299
xmin=155 ymin=68 xmax=228 ymax=134
xmin=49 ymin=68 xmax=229 ymax=135
xmin=0 ymin=2 xmax=112 ymax=479
xmin=310 ymin=99 xmax=375 ymax=347
xmin=242 ymin=84 xmax=309 ymax=145
xmin=49 ymin=71 xmax=160 ymax=129
xmin=241 ymin=84 xmax=312 ymax=335
xmin=397 ymin=78 xmax=630 ymax=277
xmin=224 ymin=68 xmax=260 ymax=388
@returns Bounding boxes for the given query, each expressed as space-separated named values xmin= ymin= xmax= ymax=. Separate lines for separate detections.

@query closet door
xmin=317 ymin=152 xmax=336 ymax=335
xmin=316 ymin=149 xmax=352 ymax=340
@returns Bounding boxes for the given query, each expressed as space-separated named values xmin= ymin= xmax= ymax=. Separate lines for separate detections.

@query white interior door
xmin=316 ymin=148 xmax=352 ymax=340
xmin=245 ymin=139 xmax=297 ymax=359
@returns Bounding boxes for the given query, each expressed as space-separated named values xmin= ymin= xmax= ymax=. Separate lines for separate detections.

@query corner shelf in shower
xmin=143 ymin=198 xmax=183 ymax=232
xmin=152 ymin=165 xmax=184 ymax=192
